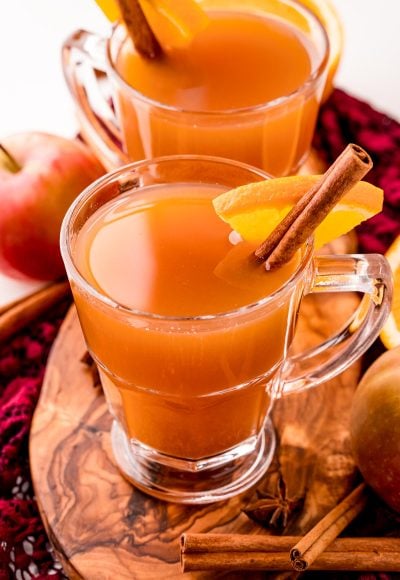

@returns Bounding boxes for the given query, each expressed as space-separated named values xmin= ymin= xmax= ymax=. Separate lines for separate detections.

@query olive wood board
xmin=30 ymin=228 xmax=399 ymax=579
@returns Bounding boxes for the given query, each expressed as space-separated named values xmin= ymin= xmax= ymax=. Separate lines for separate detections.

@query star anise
xmin=243 ymin=475 xmax=304 ymax=530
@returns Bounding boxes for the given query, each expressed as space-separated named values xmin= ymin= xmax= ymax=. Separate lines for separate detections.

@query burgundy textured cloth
xmin=0 ymin=303 xmax=70 ymax=580
xmin=1 ymin=89 xmax=400 ymax=579
xmin=314 ymin=89 xmax=400 ymax=254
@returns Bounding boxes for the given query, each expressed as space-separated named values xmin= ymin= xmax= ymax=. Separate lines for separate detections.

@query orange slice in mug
xmin=213 ymin=174 xmax=383 ymax=250
xmin=298 ymin=0 xmax=343 ymax=101
xmin=94 ymin=0 xmax=209 ymax=49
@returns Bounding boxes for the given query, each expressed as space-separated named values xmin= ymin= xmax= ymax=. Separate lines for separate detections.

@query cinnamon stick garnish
xmin=181 ymin=534 xmax=400 ymax=572
xmin=0 ymin=281 xmax=70 ymax=346
xmin=255 ymin=144 xmax=373 ymax=269
xmin=117 ymin=0 xmax=161 ymax=59
xmin=290 ymin=482 xmax=368 ymax=571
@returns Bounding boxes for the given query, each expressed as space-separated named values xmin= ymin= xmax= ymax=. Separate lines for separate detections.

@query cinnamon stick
xmin=117 ymin=0 xmax=161 ymax=59
xmin=0 ymin=281 xmax=70 ymax=346
xmin=290 ymin=482 xmax=368 ymax=571
xmin=255 ymin=143 xmax=373 ymax=269
xmin=181 ymin=534 xmax=400 ymax=572
xmin=181 ymin=547 xmax=400 ymax=572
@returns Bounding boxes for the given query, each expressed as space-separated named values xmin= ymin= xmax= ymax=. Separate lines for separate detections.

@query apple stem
xmin=0 ymin=144 xmax=21 ymax=173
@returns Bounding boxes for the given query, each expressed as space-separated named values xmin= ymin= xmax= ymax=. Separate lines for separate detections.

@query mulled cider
xmin=109 ymin=0 xmax=329 ymax=175
xmin=72 ymin=180 xmax=300 ymax=460
xmin=62 ymin=155 xmax=393 ymax=503
xmin=61 ymin=148 xmax=395 ymax=504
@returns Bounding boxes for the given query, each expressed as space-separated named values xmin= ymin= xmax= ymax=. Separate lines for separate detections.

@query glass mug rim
xmin=61 ymin=154 xmax=314 ymax=322
xmin=105 ymin=0 xmax=330 ymax=117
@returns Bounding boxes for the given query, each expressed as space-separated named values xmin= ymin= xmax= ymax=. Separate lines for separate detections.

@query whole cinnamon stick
xmin=117 ymin=0 xmax=161 ymax=59
xmin=0 ymin=281 xmax=70 ymax=346
xmin=181 ymin=533 xmax=400 ymax=554
xmin=290 ymin=482 xmax=368 ymax=571
xmin=181 ymin=534 xmax=400 ymax=572
xmin=255 ymin=144 xmax=373 ymax=269
xmin=181 ymin=548 xmax=400 ymax=573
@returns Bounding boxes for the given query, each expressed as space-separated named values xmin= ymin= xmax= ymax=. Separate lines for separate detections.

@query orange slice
xmin=213 ymin=175 xmax=383 ymax=250
xmin=380 ymin=235 xmax=400 ymax=349
xmin=94 ymin=0 xmax=209 ymax=50
xmin=298 ymin=0 xmax=344 ymax=101
xmin=139 ymin=0 xmax=209 ymax=49
xmin=94 ymin=0 xmax=120 ymax=21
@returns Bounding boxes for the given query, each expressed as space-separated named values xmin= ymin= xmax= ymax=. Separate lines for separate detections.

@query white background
xmin=1 ymin=0 xmax=400 ymax=305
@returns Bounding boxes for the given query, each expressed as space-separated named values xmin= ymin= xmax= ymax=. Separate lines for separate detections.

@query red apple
xmin=0 ymin=132 xmax=104 ymax=281
xmin=350 ymin=346 xmax=400 ymax=513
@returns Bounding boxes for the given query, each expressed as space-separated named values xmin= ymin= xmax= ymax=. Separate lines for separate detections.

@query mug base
xmin=111 ymin=419 xmax=276 ymax=504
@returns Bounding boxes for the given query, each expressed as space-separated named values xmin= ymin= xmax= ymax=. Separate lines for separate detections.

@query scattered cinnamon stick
xmin=180 ymin=534 xmax=400 ymax=572
xmin=182 ymin=533 xmax=298 ymax=553
xmin=117 ymin=0 xmax=161 ymax=59
xmin=290 ymin=482 xmax=368 ymax=571
xmin=255 ymin=143 xmax=373 ymax=269
xmin=0 ymin=281 xmax=70 ymax=346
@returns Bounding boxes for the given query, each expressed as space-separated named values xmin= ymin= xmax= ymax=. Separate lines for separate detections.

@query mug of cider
xmin=62 ymin=0 xmax=330 ymax=176
xmin=60 ymin=155 xmax=391 ymax=504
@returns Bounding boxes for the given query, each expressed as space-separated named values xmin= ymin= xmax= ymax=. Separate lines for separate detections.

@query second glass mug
xmin=62 ymin=0 xmax=329 ymax=175
xmin=60 ymin=155 xmax=392 ymax=504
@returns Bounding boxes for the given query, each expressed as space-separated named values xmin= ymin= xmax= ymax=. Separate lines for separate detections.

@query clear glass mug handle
xmin=281 ymin=253 xmax=393 ymax=394
xmin=62 ymin=29 xmax=129 ymax=170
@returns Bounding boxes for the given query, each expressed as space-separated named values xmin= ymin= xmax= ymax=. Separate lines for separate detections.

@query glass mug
xmin=60 ymin=156 xmax=392 ymax=504
xmin=62 ymin=0 xmax=329 ymax=175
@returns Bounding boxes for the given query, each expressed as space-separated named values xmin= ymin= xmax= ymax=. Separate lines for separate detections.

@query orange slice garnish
xmin=94 ymin=0 xmax=209 ymax=50
xmin=297 ymin=0 xmax=344 ymax=101
xmin=213 ymin=175 xmax=383 ymax=250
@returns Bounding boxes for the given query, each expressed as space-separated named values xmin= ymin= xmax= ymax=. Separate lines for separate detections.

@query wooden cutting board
xmin=29 ymin=232 xmax=369 ymax=579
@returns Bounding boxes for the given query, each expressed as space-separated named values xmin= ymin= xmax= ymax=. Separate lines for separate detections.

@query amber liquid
xmin=114 ymin=9 xmax=322 ymax=175
xmin=72 ymin=184 xmax=301 ymax=459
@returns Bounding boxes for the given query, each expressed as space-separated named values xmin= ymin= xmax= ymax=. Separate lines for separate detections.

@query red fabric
xmin=314 ymin=89 xmax=400 ymax=255
xmin=0 ymin=306 xmax=69 ymax=579
xmin=1 ymin=89 xmax=400 ymax=579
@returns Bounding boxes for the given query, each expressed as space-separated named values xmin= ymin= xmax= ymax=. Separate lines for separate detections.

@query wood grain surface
xmin=28 ymin=233 xmax=373 ymax=579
